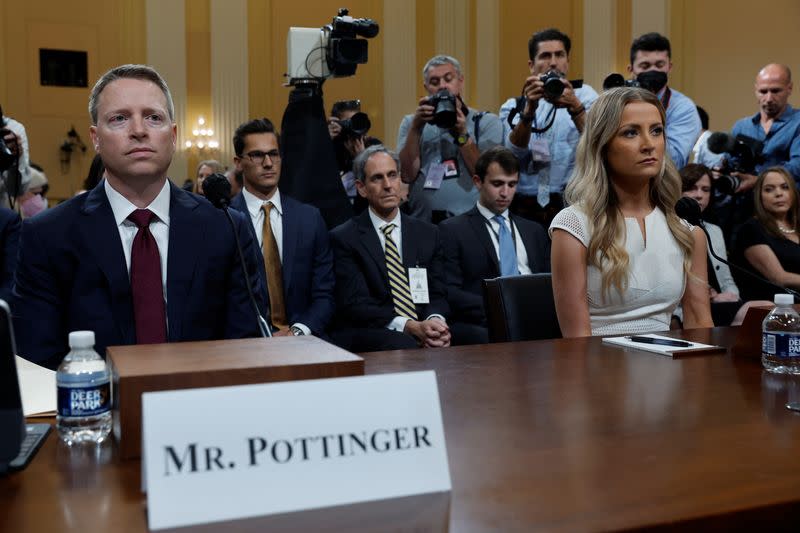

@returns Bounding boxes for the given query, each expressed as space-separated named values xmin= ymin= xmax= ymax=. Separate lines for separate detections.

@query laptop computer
xmin=0 ymin=299 xmax=50 ymax=474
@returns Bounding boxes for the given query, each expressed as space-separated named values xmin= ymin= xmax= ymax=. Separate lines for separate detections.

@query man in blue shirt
xmin=729 ymin=64 xmax=800 ymax=192
xmin=499 ymin=28 xmax=598 ymax=228
xmin=627 ymin=32 xmax=700 ymax=170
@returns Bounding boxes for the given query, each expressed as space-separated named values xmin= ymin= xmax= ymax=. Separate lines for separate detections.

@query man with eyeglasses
xmin=230 ymin=117 xmax=335 ymax=338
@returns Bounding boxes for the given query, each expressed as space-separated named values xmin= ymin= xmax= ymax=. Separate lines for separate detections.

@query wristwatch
xmin=290 ymin=325 xmax=306 ymax=336
xmin=453 ymin=132 xmax=471 ymax=147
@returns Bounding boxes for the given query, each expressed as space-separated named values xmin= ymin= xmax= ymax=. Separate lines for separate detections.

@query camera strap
xmin=472 ymin=112 xmax=486 ymax=145
xmin=660 ymin=87 xmax=672 ymax=112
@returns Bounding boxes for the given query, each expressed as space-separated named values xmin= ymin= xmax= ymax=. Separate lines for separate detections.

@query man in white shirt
xmin=229 ymin=118 xmax=335 ymax=337
xmin=329 ymin=145 xmax=451 ymax=352
xmin=12 ymin=64 xmax=265 ymax=369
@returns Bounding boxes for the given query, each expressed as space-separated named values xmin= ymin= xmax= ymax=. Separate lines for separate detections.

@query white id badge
xmin=408 ymin=267 xmax=430 ymax=304
xmin=424 ymin=163 xmax=446 ymax=190
xmin=531 ymin=138 xmax=551 ymax=162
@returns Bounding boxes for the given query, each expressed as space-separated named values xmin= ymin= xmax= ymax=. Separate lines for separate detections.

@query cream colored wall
xmin=3 ymin=0 xmax=800 ymax=202
xmin=0 ymin=0 xmax=145 ymax=200
xmin=675 ymin=0 xmax=800 ymax=131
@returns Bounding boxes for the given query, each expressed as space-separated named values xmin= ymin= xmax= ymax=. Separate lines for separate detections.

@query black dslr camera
xmin=338 ymin=111 xmax=371 ymax=137
xmin=707 ymin=132 xmax=765 ymax=195
xmin=426 ymin=89 xmax=458 ymax=129
xmin=540 ymin=70 xmax=566 ymax=99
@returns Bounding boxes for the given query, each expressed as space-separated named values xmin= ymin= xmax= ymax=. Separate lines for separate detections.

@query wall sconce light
xmin=184 ymin=116 xmax=219 ymax=151
xmin=59 ymin=125 xmax=87 ymax=173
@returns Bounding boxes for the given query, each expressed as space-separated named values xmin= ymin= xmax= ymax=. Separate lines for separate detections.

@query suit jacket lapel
xmin=79 ymin=183 xmax=135 ymax=344
xmin=280 ymin=198 xmax=297 ymax=292
xmin=510 ymin=214 xmax=538 ymax=272
xmin=469 ymin=207 xmax=500 ymax=274
xmin=356 ymin=210 xmax=387 ymax=280
xmin=166 ymin=183 xmax=201 ymax=341
xmin=401 ymin=214 xmax=417 ymax=269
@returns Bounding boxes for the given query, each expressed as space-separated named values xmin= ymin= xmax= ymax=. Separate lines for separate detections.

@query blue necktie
xmin=494 ymin=214 xmax=518 ymax=277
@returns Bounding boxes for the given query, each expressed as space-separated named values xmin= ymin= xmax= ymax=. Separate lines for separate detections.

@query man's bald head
xmin=755 ymin=63 xmax=793 ymax=119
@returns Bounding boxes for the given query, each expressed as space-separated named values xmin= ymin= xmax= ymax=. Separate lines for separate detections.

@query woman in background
xmin=550 ymin=87 xmax=712 ymax=337
xmin=193 ymin=159 xmax=223 ymax=196
xmin=679 ymin=164 xmax=770 ymax=325
xmin=732 ymin=166 xmax=800 ymax=301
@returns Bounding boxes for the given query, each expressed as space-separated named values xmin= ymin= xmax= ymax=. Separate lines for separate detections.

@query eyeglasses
xmin=243 ymin=150 xmax=281 ymax=165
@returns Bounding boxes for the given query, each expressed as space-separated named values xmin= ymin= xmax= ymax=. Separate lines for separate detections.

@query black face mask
xmin=636 ymin=71 xmax=668 ymax=94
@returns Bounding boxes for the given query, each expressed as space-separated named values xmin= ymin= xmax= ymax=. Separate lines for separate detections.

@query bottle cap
xmin=774 ymin=294 xmax=794 ymax=306
xmin=68 ymin=330 xmax=96 ymax=349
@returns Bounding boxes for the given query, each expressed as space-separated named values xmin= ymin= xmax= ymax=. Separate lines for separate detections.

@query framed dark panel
xmin=39 ymin=49 xmax=88 ymax=88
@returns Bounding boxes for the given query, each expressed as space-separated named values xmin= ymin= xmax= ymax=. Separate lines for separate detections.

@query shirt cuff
xmin=426 ymin=314 xmax=447 ymax=324
xmin=290 ymin=323 xmax=311 ymax=336
xmin=388 ymin=316 xmax=411 ymax=332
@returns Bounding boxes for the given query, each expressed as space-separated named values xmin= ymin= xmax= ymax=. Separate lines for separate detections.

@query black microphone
xmin=203 ymin=173 xmax=272 ymax=337
xmin=675 ymin=197 xmax=800 ymax=299
xmin=707 ymin=131 xmax=737 ymax=155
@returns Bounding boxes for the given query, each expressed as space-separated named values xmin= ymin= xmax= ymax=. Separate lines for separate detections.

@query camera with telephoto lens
xmin=338 ymin=111 xmax=371 ymax=137
xmin=706 ymin=132 xmax=765 ymax=196
xmin=426 ymin=89 xmax=457 ymax=129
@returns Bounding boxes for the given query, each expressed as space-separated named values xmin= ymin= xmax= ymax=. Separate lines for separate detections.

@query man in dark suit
xmin=229 ymin=118 xmax=334 ymax=337
xmin=0 ymin=207 xmax=20 ymax=303
xmin=439 ymin=146 xmax=550 ymax=344
xmin=330 ymin=145 xmax=450 ymax=352
xmin=12 ymin=64 xmax=266 ymax=369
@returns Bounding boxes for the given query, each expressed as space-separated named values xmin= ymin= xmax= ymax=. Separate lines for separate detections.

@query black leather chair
xmin=482 ymin=273 xmax=562 ymax=342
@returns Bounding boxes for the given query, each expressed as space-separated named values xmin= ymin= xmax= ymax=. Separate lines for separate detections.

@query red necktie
xmin=128 ymin=209 xmax=167 ymax=344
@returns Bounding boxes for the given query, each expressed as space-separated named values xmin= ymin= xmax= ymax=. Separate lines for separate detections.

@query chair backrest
xmin=482 ymin=273 xmax=562 ymax=342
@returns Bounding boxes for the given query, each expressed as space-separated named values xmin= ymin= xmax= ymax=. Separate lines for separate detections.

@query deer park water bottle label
xmin=762 ymin=333 xmax=800 ymax=359
xmin=57 ymin=382 xmax=111 ymax=417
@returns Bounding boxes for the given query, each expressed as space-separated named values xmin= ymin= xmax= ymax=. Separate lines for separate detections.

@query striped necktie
xmin=380 ymin=223 xmax=418 ymax=320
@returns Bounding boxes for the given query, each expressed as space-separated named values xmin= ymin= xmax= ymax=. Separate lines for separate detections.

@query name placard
xmin=141 ymin=371 xmax=451 ymax=531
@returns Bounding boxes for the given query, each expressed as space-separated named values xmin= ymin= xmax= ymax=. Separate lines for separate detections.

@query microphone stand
xmin=221 ymin=206 xmax=273 ymax=338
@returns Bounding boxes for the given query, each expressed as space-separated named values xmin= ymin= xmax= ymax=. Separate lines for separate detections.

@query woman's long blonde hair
xmin=564 ymin=87 xmax=694 ymax=299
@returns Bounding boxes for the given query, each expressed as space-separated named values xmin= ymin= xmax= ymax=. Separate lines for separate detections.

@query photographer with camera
xmin=0 ymin=105 xmax=31 ymax=208
xmin=499 ymin=28 xmax=598 ymax=228
xmin=328 ymin=99 xmax=376 ymax=201
xmin=727 ymin=64 xmax=800 ymax=193
xmin=398 ymin=55 xmax=502 ymax=223
xmin=627 ymin=33 xmax=701 ymax=170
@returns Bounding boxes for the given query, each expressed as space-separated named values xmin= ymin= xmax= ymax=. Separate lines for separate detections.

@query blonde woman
xmin=732 ymin=167 xmax=800 ymax=301
xmin=194 ymin=159 xmax=223 ymax=196
xmin=550 ymin=87 xmax=712 ymax=337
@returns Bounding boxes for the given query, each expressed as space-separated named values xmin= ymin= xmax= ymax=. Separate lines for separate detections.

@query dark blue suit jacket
xmin=230 ymin=191 xmax=334 ymax=335
xmin=438 ymin=207 xmax=550 ymax=325
xmin=0 ymin=207 xmax=20 ymax=304
xmin=12 ymin=180 xmax=267 ymax=369
xmin=329 ymin=210 xmax=449 ymax=329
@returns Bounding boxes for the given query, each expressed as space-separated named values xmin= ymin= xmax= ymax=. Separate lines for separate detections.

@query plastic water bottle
xmin=761 ymin=294 xmax=800 ymax=375
xmin=56 ymin=331 xmax=112 ymax=444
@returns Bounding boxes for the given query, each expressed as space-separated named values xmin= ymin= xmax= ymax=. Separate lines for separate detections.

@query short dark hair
xmin=331 ymin=99 xmax=361 ymax=119
xmin=474 ymin=146 xmax=520 ymax=182
xmin=528 ymin=28 xmax=571 ymax=61
xmin=630 ymin=32 xmax=671 ymax=65
xmin=89 ymin=64 xmax=174 ymax=125
xmin=696 ymin=106 xmax=709 ymax=130
xmin=233 ymin=118 xmax=279 ymax=156
xmin=679 ymin=163 xmax=714 ymax=194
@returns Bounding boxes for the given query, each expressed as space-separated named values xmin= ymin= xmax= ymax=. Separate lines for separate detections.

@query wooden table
xmin=3 ymin=327 xmax=800 ymax=531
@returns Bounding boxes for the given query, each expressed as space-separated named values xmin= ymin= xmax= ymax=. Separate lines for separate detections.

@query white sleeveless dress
xmin=550 ymin=206 xmax=689 ymax=335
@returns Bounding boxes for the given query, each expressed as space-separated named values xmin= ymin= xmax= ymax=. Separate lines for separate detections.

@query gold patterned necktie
xmin=261 ymin=203 xmax=287 ymax=329
xmin=380 ymin=223 xmax=418 ymax=320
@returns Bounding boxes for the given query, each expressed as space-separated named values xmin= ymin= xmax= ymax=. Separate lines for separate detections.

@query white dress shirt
xmin=105 ymin=178 xmax=170 ymax=297
xmin=475 ymin=201 xmax=532 ymax=275
xmin=367 ymin=207 xmax=445 ymax=331
xmin=242 ymin=186 xmax=283 ymax=259
xmin=242 ymin=186 xmax=310 ymax=335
